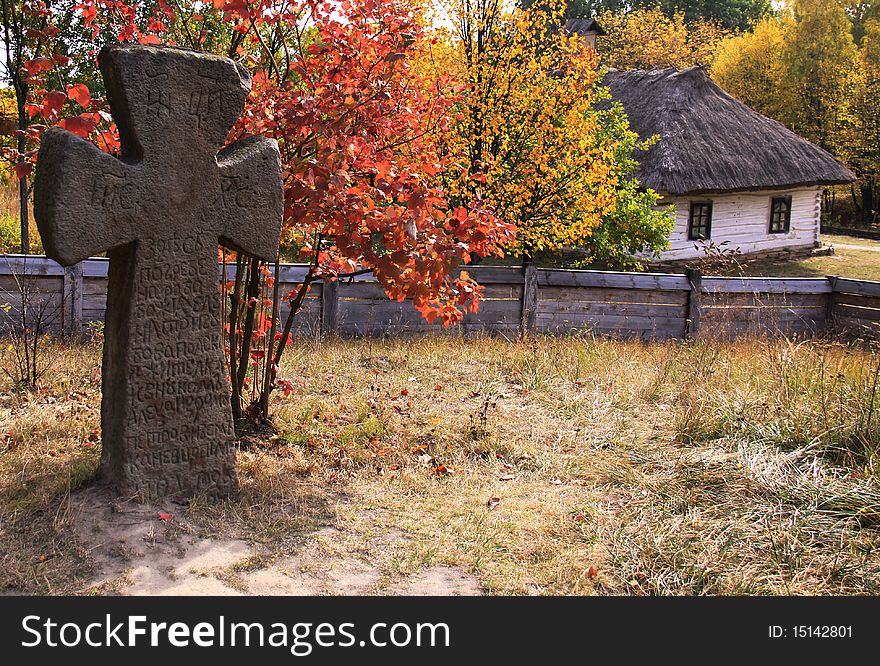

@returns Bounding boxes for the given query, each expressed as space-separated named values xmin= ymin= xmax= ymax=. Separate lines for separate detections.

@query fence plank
xmin=538 ymin=268 xmax=690 ymax=291
xmin=536 ymin=315 xmax=685 ymax=339
xmin=536 ymin=312 xmax=685 ymax=331
xmin=702 ymin=309 xmax=826 ymax=324
xmin=26 ymin=253 xmax=880 ymax=342
xmin=338 ymin=299 xmax=522 ymax=328
xmin=702 ymin=277 xmax=832 ymax=294
xmin=538 ymin=301 xmax=686 ymax=318
xmin=0 ymin=255 xmax=66 ymax=276
xmin=703 ymin=292 xmax=829 ymax=308
xmin=702 ymin=318 xmax=825 ymax=337
xmin=830 ymin=276 xmax=880 ymax=298
xmin=834 ymin=303 xmax=880 ymax=323
xmin=538 ymin=286 xmax=688 ymax=305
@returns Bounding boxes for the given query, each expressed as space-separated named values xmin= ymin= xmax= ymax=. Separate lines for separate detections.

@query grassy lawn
xmin=727 ymin=234 xmax=880 ymax=281
xmin=2 ymin=335 xmax=880 ymax=595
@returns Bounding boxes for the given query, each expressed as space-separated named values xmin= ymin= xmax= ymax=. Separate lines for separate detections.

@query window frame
xmin=687 ymin=201 xmax=713 ymax=241
xmin=768 ymin=195 xmax=793 ymax=234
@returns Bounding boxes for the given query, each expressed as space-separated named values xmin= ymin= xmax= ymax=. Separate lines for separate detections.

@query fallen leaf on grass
xmin=587 ymin=565 xmax=599 ymax=579
xmin=432 ymin=464 xmax=450 ymax=477
xmin=157 ymin=511 xmax=173 ymax=522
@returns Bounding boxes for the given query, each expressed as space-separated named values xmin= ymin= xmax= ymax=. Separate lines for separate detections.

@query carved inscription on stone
xmin=33 ymin=44 xmax=283 ymax=500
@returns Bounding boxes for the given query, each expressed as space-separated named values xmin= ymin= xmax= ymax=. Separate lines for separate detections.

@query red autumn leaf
xmin=58 ymin=114 xmax=97 ymax=138
xmin=40 ymin=90 xmax=67 ymax=121
xmin=157 ymin=511 xmax=173 ymax=521
xmin=13 ymin=162 xmax=32 ymax=180
xmin=66 ymin=83 xmax=91 ymax=109
xmin=96 ymin=128 xmax=121 ymax=154
xmin=434 ymin=384 xmax=443 ymax=391
xmin=587 ymin=565 xmax=599 ymax=579
xmin=23 ymin=57 xmax=53 ymax=77
xmin=139 ymin=34 xmax=163 ymax=45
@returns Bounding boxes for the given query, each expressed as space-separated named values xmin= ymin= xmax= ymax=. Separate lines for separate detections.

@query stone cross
xmin=34 ymin=45 xmax=283 ymax=500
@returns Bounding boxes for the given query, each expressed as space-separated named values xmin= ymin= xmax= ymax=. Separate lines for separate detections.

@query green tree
xmin=581 ymin=104 xmax=674 ymax=268
xmin=651 ymin=0 xmax=771 ymax=31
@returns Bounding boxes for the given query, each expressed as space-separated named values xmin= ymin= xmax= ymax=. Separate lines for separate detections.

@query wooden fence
xmin=1 ymin=254 xmax=879 ymax=341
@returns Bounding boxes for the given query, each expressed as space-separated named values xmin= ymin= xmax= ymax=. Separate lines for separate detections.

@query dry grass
xmin=2 ymin=334 xmax=880 ymax=595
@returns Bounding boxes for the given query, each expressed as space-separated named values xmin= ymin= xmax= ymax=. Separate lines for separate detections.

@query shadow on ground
xmin=53 ymin=485 xmax=481 ymax=596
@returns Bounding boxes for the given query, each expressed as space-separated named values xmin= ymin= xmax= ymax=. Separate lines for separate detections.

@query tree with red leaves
xmin=10 ymin=0 xmax=515 ymax=420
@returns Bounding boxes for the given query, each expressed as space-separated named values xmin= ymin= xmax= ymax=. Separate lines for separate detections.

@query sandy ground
xmin=71 ymin=486 xmax=481 ymax=596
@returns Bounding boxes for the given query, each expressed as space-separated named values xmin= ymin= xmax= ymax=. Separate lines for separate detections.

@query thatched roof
xmin=564 ymin=18 xmax=606 ymax=37
xmin=603 ymin=67 xmax=856 ymax=196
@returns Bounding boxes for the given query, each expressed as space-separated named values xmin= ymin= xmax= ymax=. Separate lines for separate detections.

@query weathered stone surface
xmin=34 ymin=45 xmax=283 ymax=500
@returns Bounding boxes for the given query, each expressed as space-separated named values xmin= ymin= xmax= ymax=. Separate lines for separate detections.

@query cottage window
xmin=688 ymin=202 xmax=712 ymax=240
xmin=769 ymin=196 xmax=792 ymax=234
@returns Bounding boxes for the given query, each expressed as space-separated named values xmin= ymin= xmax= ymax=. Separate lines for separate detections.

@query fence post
xmin=684 ymin=268 xmax=701 ymax=341
xmin=62 ymin=262 xmax=83 ymax=339
xmin=825 ymin=275 xmax=838 ymax=333
xmin=520 ymin=262 xmax=538 ymax=337
xmin=321 ymin=278 xmax=338 ymax=336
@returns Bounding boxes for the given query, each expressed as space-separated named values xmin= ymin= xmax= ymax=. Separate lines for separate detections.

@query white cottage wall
xmin=656 ymin=187 xmax=822 ymax=261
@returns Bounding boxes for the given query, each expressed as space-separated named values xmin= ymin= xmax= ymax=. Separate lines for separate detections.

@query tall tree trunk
xmin=862 ymin=182 xmax=875 ymax=226
xmin=16 ymin=87 xmax=28 ymax=253
xmin=4 ymin=0 xmax=29 ymax=254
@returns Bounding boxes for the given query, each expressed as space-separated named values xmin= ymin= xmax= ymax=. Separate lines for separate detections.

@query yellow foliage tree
xmin=425 ymin=0 xmax=670 ymax=259
xmin=712 ymin=18 xmax=786 ymax=120
xmin=848 ymin=19 xmax=880 ymax=220
xmin=711 ymin=1 xmax=864 ymax=217
xmin=596 ymin=8 xmax=730 ymax=71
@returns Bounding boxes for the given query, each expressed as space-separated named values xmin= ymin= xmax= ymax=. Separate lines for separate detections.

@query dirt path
xmin=829 ymin=242 xmax=880 ymax=252
xmin=72 ymin=487 xmax=481 ymax=596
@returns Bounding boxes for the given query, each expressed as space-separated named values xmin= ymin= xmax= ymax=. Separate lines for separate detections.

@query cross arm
xmin=215 ymin=136 xmax=284 ymax=261
xmin=34 ymin=127 xmax=139 ymax=266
